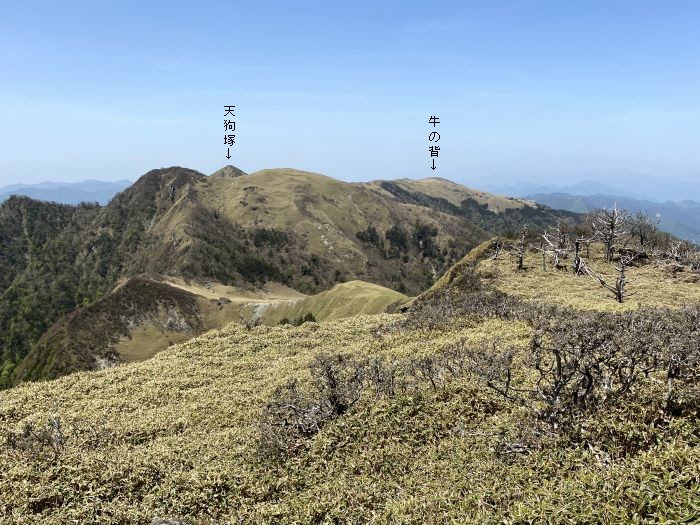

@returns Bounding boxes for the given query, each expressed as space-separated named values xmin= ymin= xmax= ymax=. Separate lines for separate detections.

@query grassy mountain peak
xmin=210 ymin=165 xmax=248 ymax=178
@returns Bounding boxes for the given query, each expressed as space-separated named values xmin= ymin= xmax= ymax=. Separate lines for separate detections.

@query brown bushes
xmin=260 ymin=275 xmax=700 ymax=464
xmin=4 ymin=414 xmax=112 ymax=463
xmin=258 ymin=354 xmax=367 ymax=461
xmin=462 ymin=305 xmax=700 ymax=434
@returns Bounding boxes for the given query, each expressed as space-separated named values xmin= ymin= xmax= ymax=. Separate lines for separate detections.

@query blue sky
xmin=1 ymin=1 xmax=699 ymax=187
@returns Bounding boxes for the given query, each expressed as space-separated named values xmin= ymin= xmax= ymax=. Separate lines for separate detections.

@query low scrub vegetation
xmin=1 ymin=293 xmax=698 ymax=523
xmin=260 ymin=292 xmax=700 ymax=465
xmin=2 ymin=204 xmax=700 ymax=522
xmin=5 ymin=414 xmax=112 ymax=464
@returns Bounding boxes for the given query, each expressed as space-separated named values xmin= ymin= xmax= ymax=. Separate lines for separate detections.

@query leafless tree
xmin=571 ymin=223 xmax=594 ymax=257
xmin=584 ymin=254 xmax=637 ymax=303
xmin=688 ymin=250 xmax=700 ymax=274
xmin=656 ymin=239 xmax=700 ymax=275
xmin=539 ymin=237 xmax=547 ymax=271
xmin=572 ymin=239 xmax=585 ymax=275
xmin=666 ymin=239 xmax=691 ymax=264
xmin=533 ymin=222 xmax=570 ymax=270
xmin=507 ymin=225 xmax=528 ymax=270
xmin=630 ymin=211 xmax=658 ymax=252
xmin=490 ymin=239 xmax=504 ymax=260
xmin=568 ymin=223 xmax=595 ymax=273
xmin=592 ymin=207 xmax=630 ymax=262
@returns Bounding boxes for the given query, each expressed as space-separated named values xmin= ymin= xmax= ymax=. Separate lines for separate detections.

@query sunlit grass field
xmin=1 ymin=241 xmax=698 ymax=523
xmin=479 ymin=251 xmax=700 ymax=311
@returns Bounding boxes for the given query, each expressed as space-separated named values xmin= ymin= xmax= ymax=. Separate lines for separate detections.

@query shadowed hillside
xmin=14 ymin=278 xmax=208 ymax=382
xmin=10 ymin=276 xmax=405 ymax=385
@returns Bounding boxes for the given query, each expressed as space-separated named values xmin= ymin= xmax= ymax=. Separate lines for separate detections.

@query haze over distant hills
xmin=0 ymin=179 xmax=132 ymax=205
xmin=527 ymin=193 xmax=700 ymax=244
xmin=473 ymin=173 xmax=700 ymax=204
xmin=464 ymin=173 xmax=700 ymax=242
xmin=5 ymin=172 xmax=700 ymax=224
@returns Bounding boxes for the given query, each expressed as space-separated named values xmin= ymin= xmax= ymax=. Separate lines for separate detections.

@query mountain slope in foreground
xmin=0 ymin=240 xmax=698 ymax=523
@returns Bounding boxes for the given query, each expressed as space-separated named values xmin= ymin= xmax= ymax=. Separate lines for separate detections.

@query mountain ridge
xmin=0 ymin=165 xmax=577 ymax=387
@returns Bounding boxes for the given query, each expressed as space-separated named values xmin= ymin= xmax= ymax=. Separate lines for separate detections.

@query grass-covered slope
xmin=481 ymin=249 xmax=700 ymax=310
xmin=368 ymin=177 xmax=576 ymax=236
xmin=11 ymin=276 xmax=406 ymax=386
xmin=201 ymin=167 xmax=492 ymax=292
xmin=1 ymin=240 xmax=698 ymax=522
xmin=241 ymin=280 xmax=407 ymax=325
xmin=428 ymin=239 xmax=700 ymax=312
xmin=369 ymin=176 xmax=530 ymax=212
xmin=0 ymin=315 xmax=530 ymax=524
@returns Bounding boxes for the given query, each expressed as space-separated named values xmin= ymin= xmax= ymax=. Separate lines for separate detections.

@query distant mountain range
xmin=5 ymin=174 xmax=700 ymax=242
xmin=6 ymin=173 xmax=700 ymax=209
xmin=527 ymin=192 xmax=700 ymax=243
xmin=3 ymin=167 xmax=697 ymax=389
xmin=0 ymin=179 xmax=132 ymax=205
xmin=473 ymin=174 xmax=700 ymax=204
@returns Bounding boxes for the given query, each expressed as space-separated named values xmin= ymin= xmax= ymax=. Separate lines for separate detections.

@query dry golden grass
xmin=0 ymin=315 xmax=529 ymax=523
xmin=1 ymin=308 xmax=696 ymax=523
xmin=380 ymin=177 xmax=528 ymax=212
xmin=241 ymin=280 xmax=407 ymax=325
xmin=109 ymin=278 xmax=404 ymax=364
xmin=163 ymin=277 xmax=305 ymax=303
xmin=478 ymin=247 xmax=700 ymax=311
xmin=113 ymin=326 xmax=191 ymax=362
xmin=193 ymin=168 xmax=491 ymax=276
xmin=2 ymin=242 xmax=699 ymax=523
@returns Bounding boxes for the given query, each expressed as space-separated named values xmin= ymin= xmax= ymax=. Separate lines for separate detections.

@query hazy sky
xmin=1 ymin=1 xmax=699 ymax=187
